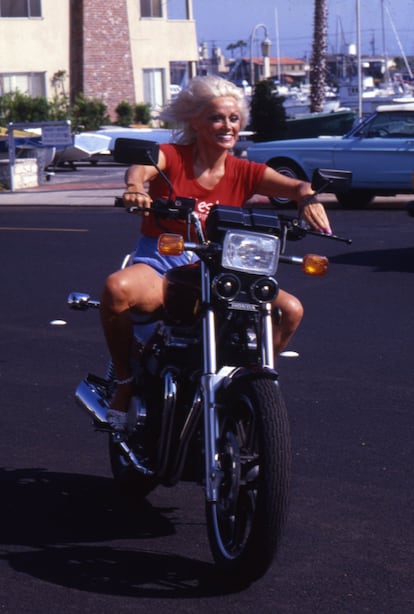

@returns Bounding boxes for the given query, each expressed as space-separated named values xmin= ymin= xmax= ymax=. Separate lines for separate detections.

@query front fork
xmin=200 ymin=259 xmax=222 ymax=502
xmin=201 ymin=259 xmax=275 ymax=502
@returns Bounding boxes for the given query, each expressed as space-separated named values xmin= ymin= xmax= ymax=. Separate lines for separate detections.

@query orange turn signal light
xmin=302 ymin=254 xmax=329 ymax=276
xmin=158 ymin=233 xmax=184 ymax=256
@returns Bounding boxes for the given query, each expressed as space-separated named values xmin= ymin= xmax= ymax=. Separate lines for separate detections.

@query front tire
xmin=206 ymin=376 xmax=291 ymax=584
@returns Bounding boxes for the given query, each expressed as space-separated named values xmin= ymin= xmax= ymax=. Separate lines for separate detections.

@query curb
xmin=0 ymin=183 xmax=123 ymax=206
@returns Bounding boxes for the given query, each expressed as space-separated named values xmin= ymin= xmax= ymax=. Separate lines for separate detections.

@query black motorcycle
xmin=68 ymin=138 xmax=351 ymax=584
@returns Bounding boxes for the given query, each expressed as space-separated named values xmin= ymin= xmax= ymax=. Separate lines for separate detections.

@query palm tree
xmin=310 ymin=0 xmax=327 ymax=112
xmin=226 ymin=40 xmax=247 ymax=59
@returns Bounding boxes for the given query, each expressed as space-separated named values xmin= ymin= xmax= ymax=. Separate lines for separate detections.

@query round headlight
xmin=213 ymin=273 xmax=241 ymax=300
xmin=250 ymin=277 xmax=278 ymax=303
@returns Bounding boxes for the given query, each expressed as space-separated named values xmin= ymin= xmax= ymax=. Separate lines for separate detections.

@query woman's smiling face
xmin=191 ymin=96 xmax=242 ymax=151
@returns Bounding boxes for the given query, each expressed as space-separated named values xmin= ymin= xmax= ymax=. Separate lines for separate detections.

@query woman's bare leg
xmin=272 ymin=289 xmax=304 ymax=355
xmin=100 ymin=263 xmax=164 ymax=413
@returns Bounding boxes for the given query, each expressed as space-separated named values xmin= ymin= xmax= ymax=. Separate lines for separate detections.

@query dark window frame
xmin=0 ymin=0 xmax=42 ymax=18
xmin=140 ymin=0 xmax=162 ymax=19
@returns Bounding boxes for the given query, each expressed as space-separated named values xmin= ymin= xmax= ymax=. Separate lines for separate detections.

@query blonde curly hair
xmin=160 ymin=75 xmax=249 ymax=144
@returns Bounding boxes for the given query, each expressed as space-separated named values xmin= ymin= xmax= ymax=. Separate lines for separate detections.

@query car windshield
xmin=352 ymin=111 xmax=414 ymax=138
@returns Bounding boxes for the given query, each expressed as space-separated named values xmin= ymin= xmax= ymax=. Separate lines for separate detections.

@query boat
xmin=278 ymin=85 xmax=341 ymax=117
xmin=336 ymin=1 xmax=414 ymax=115
xmin=94 ymin=126 xmax=174 ymax=152
xmin=338 ymin=76 xmax=414 ymax=115
xmin=0 ymin=127 xmax=56 ymax=167
xmin=234 ymin=108 xmax=356 ymax=158
xmin=52 ymin=132 xmax=112 ymax=165
xmin=285 ymin=108 xmax=356 ymax=139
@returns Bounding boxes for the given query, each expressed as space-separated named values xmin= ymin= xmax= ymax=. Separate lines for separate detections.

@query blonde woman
xmin=101 ymin=76 xmax=332 ymax=431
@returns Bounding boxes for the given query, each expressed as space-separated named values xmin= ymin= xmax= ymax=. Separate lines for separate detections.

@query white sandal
xmin=106 ymin=408 xmax=129 ymax=432
xmin=107 ymin=376 xmax=135 ymax=431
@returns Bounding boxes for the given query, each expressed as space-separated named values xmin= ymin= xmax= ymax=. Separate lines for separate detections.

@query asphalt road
xmin=0 ymin=203 xmax=413 ymax=613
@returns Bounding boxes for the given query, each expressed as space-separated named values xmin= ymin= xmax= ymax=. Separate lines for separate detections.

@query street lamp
xmin=249 ymin=23 xmax=272 ymax=85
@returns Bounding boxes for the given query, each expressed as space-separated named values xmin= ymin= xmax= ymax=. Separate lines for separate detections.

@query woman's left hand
xmin=301 ymin=200 xmax=332 ymax=235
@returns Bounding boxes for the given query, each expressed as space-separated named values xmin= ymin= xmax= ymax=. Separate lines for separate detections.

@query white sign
xmin=42 ymin=124 xmax=72 ymax=146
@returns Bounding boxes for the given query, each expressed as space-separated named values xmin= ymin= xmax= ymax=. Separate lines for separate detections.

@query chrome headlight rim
xmin=221 ymin=230 xmax=280 ymax=276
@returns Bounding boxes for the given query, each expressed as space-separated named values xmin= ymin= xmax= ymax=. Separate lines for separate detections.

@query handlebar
xmin=115 ymin=195 xmax=195 ymax=219
xmin=114 ymin=196 xmax=352 ymax=245
xmin=276 ymin=214 xmax=352 ymax=245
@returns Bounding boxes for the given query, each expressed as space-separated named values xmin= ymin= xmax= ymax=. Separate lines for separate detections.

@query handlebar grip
xmin=114 ymin=197 xmax=124 ymax=208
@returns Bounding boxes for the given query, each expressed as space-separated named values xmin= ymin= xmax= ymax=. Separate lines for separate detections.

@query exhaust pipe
xmin=75 ymin=378 xmax=109 ymax=424
xmin=75 ymin=377 xmax=154 ymax=477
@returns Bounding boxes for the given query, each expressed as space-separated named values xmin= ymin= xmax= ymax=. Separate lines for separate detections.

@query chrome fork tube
xmin=200 ymin=260 xmax=222 ymax=502
xmin=262 ymin=302 xmax=275 ymax=369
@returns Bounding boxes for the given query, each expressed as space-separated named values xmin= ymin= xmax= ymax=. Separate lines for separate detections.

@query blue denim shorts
xmin=131 ymin=236 xmax=198 ymax=277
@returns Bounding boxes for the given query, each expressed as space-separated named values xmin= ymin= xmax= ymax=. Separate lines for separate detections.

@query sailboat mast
xmin=356 ymin=0 xmax=363 ymax=118
xmin=384 ymin=2 xmax=413 ymax=79
xmin=380 ymin=0 xmax=391 ymax=83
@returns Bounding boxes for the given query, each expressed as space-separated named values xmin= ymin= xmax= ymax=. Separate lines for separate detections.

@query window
xmin=365 ymin=112 xmax=414 ymax=138
xmin=0 ymin=0 xmax=42 ymax=17
xmin=0 ymin=73 xmax=46 ymax=97
xmin=143 ymin=69 xmax=164 ymax=109
xmin=140 ymin=0 xmax=162 ymax=18
xmin=167 ymin=0 xmax=189 ymax=20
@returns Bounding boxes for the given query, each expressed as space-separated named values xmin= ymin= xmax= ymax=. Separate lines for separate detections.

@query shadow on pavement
xmin=330 ymin=246 xmax=414 ymax=273
xmin=0 ymin=467 xmax=243 ymax=597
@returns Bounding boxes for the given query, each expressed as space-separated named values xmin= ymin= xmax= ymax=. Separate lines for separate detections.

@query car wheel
xmin=335 ymin=190 xmax=375 ymax=209
xmin=407 ymin=201 xmax=414 ymax=217
xmin=267 ymin=159 xmax=307 ymax=205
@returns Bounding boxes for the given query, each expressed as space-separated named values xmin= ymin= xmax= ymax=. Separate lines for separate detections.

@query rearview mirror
xmin=113 ymin=138 xmax=159 ymax=165
xmin=311 ymin=168 xmax=352 ymax=194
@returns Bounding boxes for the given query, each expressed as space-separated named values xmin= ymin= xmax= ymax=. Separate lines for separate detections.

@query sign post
xmin=7 ymin=120 xmax=72 ymax=191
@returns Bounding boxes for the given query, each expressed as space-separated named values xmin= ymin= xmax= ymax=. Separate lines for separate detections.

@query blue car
xmin=246 ymin=102 xmax=414 ymax=208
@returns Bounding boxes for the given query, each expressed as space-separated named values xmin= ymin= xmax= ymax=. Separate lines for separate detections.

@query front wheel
xmin=206 ymin=376 xmax=291 ymax=584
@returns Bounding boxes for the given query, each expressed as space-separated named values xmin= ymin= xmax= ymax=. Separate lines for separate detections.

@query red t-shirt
xmin=141 ymin=143 xmax=267 ymax=238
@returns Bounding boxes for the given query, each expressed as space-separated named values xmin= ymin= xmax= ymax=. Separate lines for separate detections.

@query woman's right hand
xmin=123 ymin=186 xmax=152 ymax=214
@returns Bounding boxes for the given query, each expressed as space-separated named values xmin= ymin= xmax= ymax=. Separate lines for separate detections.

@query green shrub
xmin=71 ymin=93 xmax=110 ymax=131
xmin=133 ymin=102 xmax=151 ymax=125
xmin=0 ymin=89 xmax=152 ymax=133
xmin=0 ymin=91 xmax=49 ymax=125
xmin=48 ymin=93 xmax=70 ymax=121
xmin=115 ymin=100 xmax=134 ymax=126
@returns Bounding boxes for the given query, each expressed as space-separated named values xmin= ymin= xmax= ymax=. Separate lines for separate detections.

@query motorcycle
xmin=68 ymin=138 xmax=351 ymax=585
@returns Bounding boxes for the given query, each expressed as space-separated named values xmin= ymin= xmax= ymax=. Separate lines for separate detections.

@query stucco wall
xmin=0 ymin=0 xmax=70 ymax=97
xmin=0 ymin=0 xmax=199 ymax=116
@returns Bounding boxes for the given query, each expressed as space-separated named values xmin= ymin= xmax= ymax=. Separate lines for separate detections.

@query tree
xmin=249 ymin=79 xmax=287 ymax=141
xmin=49 ymin=70 xmax=70 ymax=120
xmin=226 ymin=42 xmax=238 ymax=58
xmin=310 ymin=0 xmax=328 ymax=113
xmin=226 ymin=40 xmax=247 ymax=58
xmin=235 ymin=40 xmax=247 ymax=58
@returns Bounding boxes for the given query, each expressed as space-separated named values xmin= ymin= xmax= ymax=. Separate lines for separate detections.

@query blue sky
xmin=192 ymin=0 xmax=414 ymax=60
